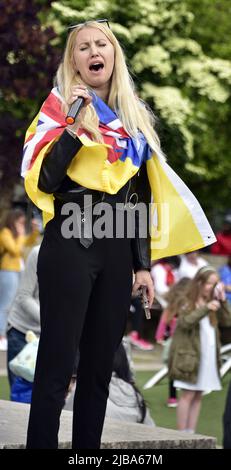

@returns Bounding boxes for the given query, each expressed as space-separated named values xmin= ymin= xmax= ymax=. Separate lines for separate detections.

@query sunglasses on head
xmin=68 ymin=18 xmax=110 ymax=31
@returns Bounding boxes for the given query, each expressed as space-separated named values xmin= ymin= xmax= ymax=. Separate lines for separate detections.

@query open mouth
xmin=89 ymin=63 xmax=104 ymax=71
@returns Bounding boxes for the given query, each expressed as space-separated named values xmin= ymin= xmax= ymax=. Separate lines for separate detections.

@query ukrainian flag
xmin=22 ymin=88 xmax=216 ymax=260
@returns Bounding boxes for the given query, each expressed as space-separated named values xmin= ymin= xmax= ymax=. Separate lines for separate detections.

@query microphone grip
xmin=65 ymin=97 xmax=84 ymax=125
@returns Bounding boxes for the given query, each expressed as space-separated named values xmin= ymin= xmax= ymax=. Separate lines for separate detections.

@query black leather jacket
xmin=38 ymin=130 xmax=151 ymax=272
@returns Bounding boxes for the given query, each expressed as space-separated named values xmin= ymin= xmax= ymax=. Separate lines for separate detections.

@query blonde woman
xmin=22 ymin=20 xmax=215 ymax=449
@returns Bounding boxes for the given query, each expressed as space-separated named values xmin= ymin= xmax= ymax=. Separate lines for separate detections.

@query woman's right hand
xmin=67 ymin=85 xmax=92 ymax=131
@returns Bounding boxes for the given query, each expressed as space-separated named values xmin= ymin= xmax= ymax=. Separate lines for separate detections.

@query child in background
xmin=168 ymin=266 xmax=231 ymax=433
xmin=155 ymin=278 xmax=190 ymax=407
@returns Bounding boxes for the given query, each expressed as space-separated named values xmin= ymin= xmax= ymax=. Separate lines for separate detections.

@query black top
xmin=38 ymin=129 xmax=151 ymax=272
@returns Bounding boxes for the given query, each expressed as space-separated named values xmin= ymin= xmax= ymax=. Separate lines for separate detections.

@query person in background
xmin=106 ymin=342 xmax=155 ymax=425
xmin=168 ymin=266 xmax=231 ymax=433
xmin=219 ymin=256 xmax=231 ymax=304
xmin=151 ymin=256 xmax=180 ymax=310
xmin=65 ymin=341 xmax=155 ymax=426
xmin=211 ymin=212 xmax=231 ymax=256
xmin=178 ymin=251 xmax=207 ymax=280
xmin=218 ymin=256 xmax=231 ymax=344
xmin=155 ymin=277 xmax=190 ymax=407
xmin=0 ymin=208 xmax=39 ymax=351
xmin=7 ymin=245 xmax=40 ymax=389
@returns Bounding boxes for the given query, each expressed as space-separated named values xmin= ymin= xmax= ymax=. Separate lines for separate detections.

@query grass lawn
xmin=135 ymin=370 xmax=231 ymax=447
xmin=0 ymin=376 xmax=10 ymax=401
xmin=1 ymin=371 xmax=230 ymax=446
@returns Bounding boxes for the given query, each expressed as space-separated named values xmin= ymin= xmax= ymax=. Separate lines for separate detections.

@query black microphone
xmin=65 ymin=97 xmax=85 ymax=125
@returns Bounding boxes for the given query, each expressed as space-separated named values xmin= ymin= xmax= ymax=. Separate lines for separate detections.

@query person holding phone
xmin=168 ymin=266 xmax=231 ymax=433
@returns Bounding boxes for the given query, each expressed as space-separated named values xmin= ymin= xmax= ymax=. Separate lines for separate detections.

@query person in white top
xmin=151 ymin=257 xmax=180 ymax=309
xmin=168 ymin=266 xmax=231 ymax=433
xmin=178 ymin=251 xmax=207 ymax=280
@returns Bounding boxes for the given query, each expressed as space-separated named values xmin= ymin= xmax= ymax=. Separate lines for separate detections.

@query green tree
xmin=181 ymin=0 xmax=231 ymax=216
xmin=0 ymin=0 xmax=60 ymax=213
xmin=186 ymin=0 xmax=231 ymax=60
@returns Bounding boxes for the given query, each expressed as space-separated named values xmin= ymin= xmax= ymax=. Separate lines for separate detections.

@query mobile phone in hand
xmin=140 ymin=285 xmax=151 ymax=320
xmin=213 ymin=282 xmax=223 ymax=300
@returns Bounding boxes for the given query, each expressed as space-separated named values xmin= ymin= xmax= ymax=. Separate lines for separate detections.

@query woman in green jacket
xmin=168 ymin=265 xmax=231 ymax=433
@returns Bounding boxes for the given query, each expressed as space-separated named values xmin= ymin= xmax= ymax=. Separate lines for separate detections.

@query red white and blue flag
xmin=21 ymin=87 xmax=147 ymax=177
xmin=21 ymin=87 xmax=216 ymax=259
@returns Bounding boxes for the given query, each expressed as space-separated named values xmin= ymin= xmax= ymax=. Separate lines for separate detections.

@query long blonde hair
xmin=164 ymin=277 xmax=191 ymax=323
xmin=55 ymin=21 xmax=163 ymax=156
xmin=181 ymin=266 xmax=219 ymax=326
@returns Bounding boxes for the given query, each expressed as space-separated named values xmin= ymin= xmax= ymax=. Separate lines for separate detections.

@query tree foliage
xmin=51 ymin=0 xmax=231 ymax=215
xmin=186 ymin=0 xmax=231 ymax=60
xmin=0 ymin=0 xmax=60 ymax=211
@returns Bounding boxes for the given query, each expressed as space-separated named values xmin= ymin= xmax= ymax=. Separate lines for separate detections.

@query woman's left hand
xmin=132 ymin=270 xmax=155 ymax=308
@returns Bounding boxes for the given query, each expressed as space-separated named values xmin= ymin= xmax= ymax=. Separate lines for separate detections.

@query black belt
xmin=54 ymin=188 xmax=103 ymax=208
xmin=54 ymin=181 xmax=135 ymax=209
xmin=53 ymin=183 xmax=138 ymax=249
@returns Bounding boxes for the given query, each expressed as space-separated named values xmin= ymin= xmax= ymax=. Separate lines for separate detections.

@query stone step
xmin=0 ymin=400 xmax=216 ymax=449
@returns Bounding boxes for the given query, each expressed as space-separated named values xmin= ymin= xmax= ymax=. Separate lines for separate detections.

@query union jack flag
xmin=21 ymin=87 xmax=147 ymax=177
xmin=21 ymin=87 xmax=216 ymax=261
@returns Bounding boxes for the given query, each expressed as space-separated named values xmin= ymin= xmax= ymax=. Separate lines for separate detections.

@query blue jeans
xmin=0 ymin=271 xmax=20 ymax=336
xmin=7 ymin=327 xmax=27 ymax=388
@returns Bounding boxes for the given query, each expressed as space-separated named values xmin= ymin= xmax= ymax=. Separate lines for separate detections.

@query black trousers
xmin=26 ymin=207 xmax=133 ymax=449
xmin=130 ymin=296 xmax=143 ymax=333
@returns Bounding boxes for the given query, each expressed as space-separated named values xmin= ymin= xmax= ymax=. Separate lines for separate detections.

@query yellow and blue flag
xmin=21 ymin=88 xmax=216 ymax=260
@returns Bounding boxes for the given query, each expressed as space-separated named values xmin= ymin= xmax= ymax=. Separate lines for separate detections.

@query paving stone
xmin=0 ymin=400 xmax=216 ymax=449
